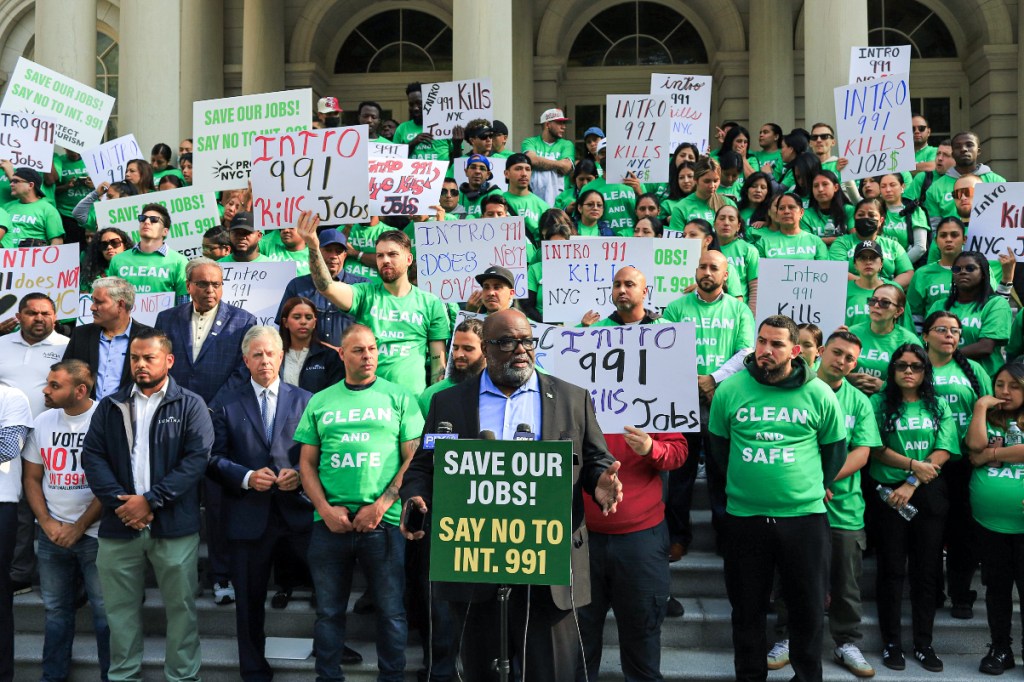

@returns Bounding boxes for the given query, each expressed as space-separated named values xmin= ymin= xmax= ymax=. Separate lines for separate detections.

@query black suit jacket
xmin=401 ymin=371 xmax=615 ymax=610
xmin=63 ymin=319 xmax=153 ymax=398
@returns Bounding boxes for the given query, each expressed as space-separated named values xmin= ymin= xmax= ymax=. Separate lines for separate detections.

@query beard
xmin=380 ymin=266 xmax=402 ymax=283
xmin=750 ymin=358 xmax=791 ymax=384
xmin=489 ymin=354 xmax=534 ymax=388
xmin=133 ymin=371 xmax=167 ymax=390
xmin=450 ymin=356 xmax=486 ymax=383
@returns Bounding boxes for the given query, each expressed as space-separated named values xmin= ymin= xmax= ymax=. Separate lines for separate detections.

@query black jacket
xmin=63 ymin=319 xmax=153 ymax=398
xmin=281 ymin=341 xmax=345 ymax=395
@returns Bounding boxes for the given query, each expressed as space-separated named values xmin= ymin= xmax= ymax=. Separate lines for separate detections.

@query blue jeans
xmin=308 ymin=521 xmax=407 ymax=682
xmin=37 ymin=532 xmax=111 ymax=681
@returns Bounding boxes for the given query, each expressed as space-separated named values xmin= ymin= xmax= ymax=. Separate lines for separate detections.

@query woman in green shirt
xmin=797 ymin=322 xmax=822 ymax=370
xmin=573 ymin=189 xmax=614 ymax=237
xmin=634 ymin=193 xmax=660 ymax=222
xmin=737 ymin=172 xmax=774 ymax=235
xmin=179 ymin=152 xmax=192 ymax=186
xmin=849 ymin=283 xmax=922 ymax=396
xmin=879 ymin=173 xmax=929 ymax=261
xmin=150 ymin=143 xmax=185 ymax=188
xmin=870 ymin=344 xmax=957 ymax=673
xmin=124 ymin=159 xmax=154 ymax=196
xmin=773 ymin=132 xmax=810 ymax=189
xmin=802 ymin=170 xmax=853 ymax=245
xmin=671 ymin=156 xmax=733 ymax=227
xmin=844 ymin=240 xmax=912 ymax=329
xmin=965 ymin=363 xmax=1024 ymax=674
xmin=755 ymin=122 xmax=784 ymax=174
xmin=714 ymin=204 xmax=758 ymax=310
xmin=830 ymin=198 xmax=914 ymax=290
xmin=554 ymin=159 xmax=599 ymax=214
xmin=660 ymin=162 xmax=697 ymax=225
xmin=81 ymin=227 xmax=133 ymax=293
xmin=632 ymin=216 xmax=662 ymax=238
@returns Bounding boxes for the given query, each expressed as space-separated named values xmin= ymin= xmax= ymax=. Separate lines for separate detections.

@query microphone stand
xmin=494 ymin=585 xmax=512 ymax=682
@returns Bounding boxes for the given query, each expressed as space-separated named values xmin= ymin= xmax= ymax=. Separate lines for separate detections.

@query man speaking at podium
xmin=401 ymin=308 xmax=623 ymax=682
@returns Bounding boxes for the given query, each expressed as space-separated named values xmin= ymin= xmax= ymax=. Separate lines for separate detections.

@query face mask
xmin=854 ymin=217 xmax=877 ymax=237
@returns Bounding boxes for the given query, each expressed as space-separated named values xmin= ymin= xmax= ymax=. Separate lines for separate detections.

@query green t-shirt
xmin=708 ymin=368 xmax=847 ymax=517
xmin=554 ymin=187 xmax=576 ymax=212
xmin=1 ymin=198 xmax=64 ymax=247
xmin=881 ymin=204 xmax=928 ymax=250
xmin=259 ymin=230 xmax=310 ymax=276
xmin=294 ymin=378 xmax=424 ymax=524
xmin=927 ymin=295 xmax=1012 ymax=378
xmin=828 ymin=234 xmax=913 ymax=280
xmin=418 ymin=376 xmax=456 ymax=417
xmin=754 ymin=149 xmax=783 ymax=174
xmin=907 ymin=262 xmax=1002 ymax=328
xmin=800 ymin=204 xmax=854 ymax=239
xmin=347 ymin=282 xmax=451 ymax=395
xmin=869 ymin=396 xmax=960 ymax=485
xmin=844 ymin=279 xmax=913 ymax=330
xmin=719 ymin=238 xmax=759 ymax=301
xmin=671 ymin=192 xmax=734 ymax=227
xmin=580 ymin=177 xmax=637 ymax=237
xmin=345 ymin=223 xmax=386 ymax=283
xmin=527 ymin=261 xmax=544 ymax=317
xmin=971 ymin=422 xmax=1024 ymax=534
xmin=924 ymin=170 xmax=1006 ymax=227
xmin=457 ymin=185 xmax=501 ymax=220
xmin=1007 ymin=309 xmax=1024 ymax=362
xmin=915 ymin=145 xmax=938 ymax=164
xmin=847 ymin=321 xmax=922 ymax=380
xmin=932 ymin=358 xmax=991 ymax=447
xmin=661 ymin=292 xmax=755 ymax=375
xmin=108 ymin=247 xmax=188 ymax=295
xmin=826 ymin=379 xmax=882 ymax=530
xmin=393 ymin=120 xmax=453 ymax=161
xmin=520 ymin=136 xmax=575 ymax=204
xmin=503 ymin=191 xmax=551 ymax=245
xmin=53 ymin=154 xmax=91 ymax=219
xmin=754 ymin=230 xmax=828 ymax=260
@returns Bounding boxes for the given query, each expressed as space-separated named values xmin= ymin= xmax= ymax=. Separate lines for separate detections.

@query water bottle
xmin=1005 ymin=422 xmax=1023 ymax=447
xmin=877 ymin=484 xmax=918 ymax=521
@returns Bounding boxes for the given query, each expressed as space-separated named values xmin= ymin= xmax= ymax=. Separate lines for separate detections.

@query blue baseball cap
xmin=583 ymin=126 xmax=605 ymax=139
xmin=318 ymin=228 xmax=347 ymax=248
xmin=465 ymin=153 xmax=492 ymax=171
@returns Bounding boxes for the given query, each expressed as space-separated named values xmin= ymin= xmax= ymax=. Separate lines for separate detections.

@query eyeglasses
xmin=866 ymin=297 xmax=896 ymax=309
xmin=440 ymin=189 xmax=459 ymax=196
xmin=951 ymin=264 xmax=979 ymax=274
xmin=809 ymin=134 xmax=834 ymax=141
xmin=486 ymin=337 xmax=538 ymax=352
xmin=189 ymin=280 xmax=222 ymax=289
xmin=893 ymin=361 xmax=926 ymax=374
xmin=913 ymin=125 xmax=929 ymax=133
xmin=100 ymin=238 xmax=123 ymax=250
xmin=582 ymin=202 xmax=604 ymax=209
xmin=952 ymin=188 xmax=974 ymax=200
xmin=928 ymin=325 xmax=962 ymax=337
xmin=9 ymin=178 xmax=26 ymax=185
xmin=138 ymin=215 xmax=163 ymax=224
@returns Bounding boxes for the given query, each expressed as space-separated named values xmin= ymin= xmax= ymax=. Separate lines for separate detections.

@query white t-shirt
xmin=0 ymin=330 xmax=70 ymax=416
xmin=0 ymin=385 xmax=32 ymax=502
xmin=22 ymin=403 xmax=99 ymax=535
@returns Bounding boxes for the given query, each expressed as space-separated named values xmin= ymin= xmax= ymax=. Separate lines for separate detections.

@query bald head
xmin=482 ymin=309 xmax=535 ymax=392
xmin=696 ymin=250 xmax=728 ymax=296
xmin=613 ymin=266 xmax=648 ymax=316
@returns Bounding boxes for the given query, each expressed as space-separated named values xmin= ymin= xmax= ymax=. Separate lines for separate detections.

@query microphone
xmin=438 ymin=421 xmax=453 ymax=434
xmin=513 ymin=423 xmax=535 ymax=441
xmin=479 ymin=430 xmax=497 ymax=440
xmin=424 ymin=421 xmax=458 ymax=449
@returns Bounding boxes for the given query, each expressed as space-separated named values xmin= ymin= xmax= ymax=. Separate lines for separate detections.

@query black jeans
xmin=975 ymin=522 xmax=1024 ymax=650
xmin=723 ymin=513 xmax=830 ymax=682
xmin=0 ymin=502 xmax=17 ymax=682
xmin=942 ymin=458 xmax=978 ymax=605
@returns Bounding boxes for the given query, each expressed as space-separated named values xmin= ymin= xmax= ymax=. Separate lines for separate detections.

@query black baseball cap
xmin=854 ymin=239 xmax=883 ymax=259
xmin=505 ymin=153 xmax=531 ymax=168
xmin=475 ymin=265 xmax=515 ymax=288
xmin=13 ymin=168 xmax=45 ymax=196
xmin=230 ymin=211 xmax=257 ymax=232
xmin=492 ymin=120 xmax=509 ymax=136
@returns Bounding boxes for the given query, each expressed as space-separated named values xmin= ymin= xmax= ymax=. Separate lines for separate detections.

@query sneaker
xmin=213 ymin=581 xmax=235 ymax=605
xmin=767 ymin=639 xmax=790 ymax=670
xmin=665 ymin=596 xmax=684 ymax=618
xmin=980 ymin=645 xmax=1015 ymax=675
xmin=834 ymin=643 xmax=875 ymax=678
xmin=951 ymin=602 xmax=975 ymax=619
xmin=913 ymin=646 xmax=943 ymax=673
xmin=11 ymin=581 xmax=31 ymax=596
xmin=882 ymin=643 xmax=905 ymax=671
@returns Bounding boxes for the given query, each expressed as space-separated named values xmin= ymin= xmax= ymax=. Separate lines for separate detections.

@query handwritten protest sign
xmin=220 ymin=261 xmax=296 ymax=326
xmin=453 ymin=155 xmax=507 ymax=191
xmin=0 ymin=111 xmax=55 ymax=172
xmin=605 ymin=95 xmax=669 ymax=184
xmin=430 ymin=439 xmax=572 ymax=585
xmin=421 ymin=78 xmax=493 ymax=139
xmin=541 ymin=237 xmax=655 ymax=323
xmin=546 ymin=322 xmax=700 ymax=433
xmin=77 ymin=291 xmax=175 ymax=327
xmin=193 ymin=89 xmax=311 ymax=192
xmin=849 ymin=46 xmax=911 ymax=83
xmin=756 ymin=259 xmax=848 ymax=337
xmin=965 ymin=182 xmax=1024 ymax=260
xmin=0 ymin=245 xmax=80 ymax=320
xmin=834 ymin=74 xmax=915 ymax=181
xmin=368 ymin=157 xmax=448 ymax=216
xmin=414 ymin=216 xmax=528 ymax=302
xmin=95 ymin=187 xmax=221 ymax=259
xmin=0 ymin=58 xmax=114 ymax=152
xmin=649 ymin=239 xmax=702 ymax=307
xmin=650 ymin=74 xmax=713 ymax=154
xmin=83 ymin=134 xmax=141 ymax=188
xmin=250 ymin=124 xmax=370 ymax=229
xmin=371 ymin=140 xmax=408 ymax=158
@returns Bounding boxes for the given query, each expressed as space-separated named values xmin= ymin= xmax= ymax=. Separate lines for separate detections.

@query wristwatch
xmin=906 ymin=474 xmax=920 ymax=488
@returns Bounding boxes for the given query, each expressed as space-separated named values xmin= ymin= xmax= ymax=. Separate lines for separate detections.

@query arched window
xmin=568 ymin=1 xmax=707 ymax=68
xmin=335 ymin=9 xmax=452 ymax=74
xmin=96 ymin=32 xmax=119 ymax=139
xmin=867 ymin=0 xmax=956 ymax=58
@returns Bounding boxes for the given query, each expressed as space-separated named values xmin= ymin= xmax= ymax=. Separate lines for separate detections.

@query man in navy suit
xmin=155 ymin=257 xmax=256 ymax=605
xmin=208 ymin=326 xmax=313 ymax=682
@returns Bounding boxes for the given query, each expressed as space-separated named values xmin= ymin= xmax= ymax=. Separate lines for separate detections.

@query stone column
xmin=119 ymin=0 xmax=182 ymax=150
xmin=34 ymin=0 xmax=97 ymax=88
xmin=748 ymin=0 xmax=794 ymax=129
xmin=803 ymin=0 xmax=868 ymax=127
xmin=180 ymin=0 xmax=224 ymax=141
xmin=241 ymin=0 xmax=285 ymax=94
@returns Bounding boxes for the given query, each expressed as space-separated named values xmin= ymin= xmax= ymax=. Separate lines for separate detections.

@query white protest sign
xmin=0 ymin=58 xmax=114 ymax=152
xmin=849 ymin=46 xmax=911 ymax=83
xmin=250 ymin=124 xmax=370 ymax=229
xmin=605 ymin=94 xmax=670 ymax=184
xmin=95 ymin=187 xmax=221 ymax=260
xmin=541 ymin=237 xmax=655 ymax=324
xmin=220 ymin=261 xmax=297 ymax=326
xmin=193 ymin=88 xmax=312 ymax=191
xmin=755 ymin=259 xmax=848 ymax=337
xmin=545 ymin=322 xmax=700 ymax=433
xmin=414 ymin=216 xmax=528 ymax=302
xmin=0 ymin=111 xmax=56 ymax=172
xmin=77 ymin=291 xmax=175 ymax=327
xmin=448 ymin=309 xmax=559 ymax=373
xmin=421 ymin=78 xmax=493 ymax=139
xmin=834 ymin=74 xmax=915 ymax=181
xmin=0 ymin=245 xmax=80 ymax=320
xmin=453 ymin=156 xmax=508 ymax=191
xmin=371 ymin=140 xmax=408 ymax=158
xmin=368 ymin=157 xmax=448 ymax=216
xmin=650 ymin=74 xmax=713 ymax=154
xmin=82 ymin=134 xmax=141 ymax=188
xmin=964 ymin=182 xmax=1024 ymax=260
xmin=649 ymin=239 xmax=702 ymax=307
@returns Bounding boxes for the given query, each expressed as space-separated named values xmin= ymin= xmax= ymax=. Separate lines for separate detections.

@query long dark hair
xmin=737 ymin=172 xmax=774 ymax=225
xmin=810 ymin=170 xmax=849 ymax=232
xmin=126 ymin=159 xmax=154 ymax=194
xmin=722 ymin=126 xmax=752 ymax=157
xmin=923 ymin=310 xmax=983 ymax=397
xmin=945 ymin=251 xmax=994 ymax=308
xmin=879 ymin=343 xmax=943 ymax=437
xmin=83 ymin=227 xmax=134 ymax=287
xmin=667 ymin=142 xmax=701 ymax=184
xmin=278 ymin=296 xmax=320 ymax=351
xmin=668 ymin=161 xmax=696 ymax=201
xmin=988 ymin=363 xmax=1024 ymax=431
xmin=791 ymin=152 xmax=822 ymax=198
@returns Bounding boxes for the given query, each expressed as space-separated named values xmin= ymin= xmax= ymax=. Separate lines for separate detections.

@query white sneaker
xmin=213 ymin=581 xmax=235 ymax=605
xmin=834 ymin=643 xmax=875 ymax=678
xmin=767 ymin=639 xmax=790 ymax=670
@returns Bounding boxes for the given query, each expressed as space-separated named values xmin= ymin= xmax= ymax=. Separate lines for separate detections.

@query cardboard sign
xmin=430 ymin=439 xmax=572 ymax=586
xmin=83 ymin=134 xmax=141 ymax=188
xmin=541 ymin=237 xmax=655 ymax=323
xmin=849 ymin=46 xmax=911 ymax=83
xmin=192 ymin=88 xmax=312 ymax=191
xmin=965 ymin=182 xmax=1024 ymax=260
xmin=414 ymin=216 xmax=528 ymax=302
xmin=220 ymin=261 xmax=297 ymax=326
xmin=250 ymin=125 xmax=370 ymax=229
xmin=834 ymin=74 xmax=915 ymax=181
xmin=546 ymin=322 xmax=700 ymax=433
xmin=0 ymin=245 xmax=80 ymax=320
xmin=650 ymin=73 xmax=713 ymax=154
xmin=368 ymin=157 xmax=448 ymax=216
xmin=421 ymin=79 xmax=493 ymax=139
xmin=371 ymin=140 xmax=408 ymax=158
xmin=77 ymin=291 xmax=175 ymax=327
xmin=650 ymin=239 xmax=702 ymax=307
xmin=756 ymin=259 xmax=848 ymax=337
xmin=453 ymin=155 xmax=508 ymax=191
xmin=0 ymin=111 xmax=56 ymax=172
xmin=605 ymin=95 xmax=670 ymax=184
xmin=0 ymin=58 xmax=114 ymax=152
xmin=95 ymin=187 xmax=221 ymax=260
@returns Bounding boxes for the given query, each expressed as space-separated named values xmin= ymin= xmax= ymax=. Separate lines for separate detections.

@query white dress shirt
xmin=0 ymin=330 xmax=69 ymax=416
xmin=130 ymin=379 xmax=168 ymax=495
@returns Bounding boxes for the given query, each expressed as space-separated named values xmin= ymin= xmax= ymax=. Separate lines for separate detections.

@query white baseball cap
xmin=539 ymin=108 xmax=570 ymax=124
xmin=317 ymin=96 xmax=342 ymax=114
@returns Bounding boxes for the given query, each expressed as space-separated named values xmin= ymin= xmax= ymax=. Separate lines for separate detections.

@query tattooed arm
xmin=296 ymin=210 xmax=355 ymax=311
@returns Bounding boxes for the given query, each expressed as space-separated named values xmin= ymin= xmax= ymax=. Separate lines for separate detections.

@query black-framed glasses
xmin=913 ymin=125 xmax=928 ymax=132
xmin=951 ymin=264 xmax=979 ymax=274
xmin=582 ymin=202 xmax=604 ymax=209
xmin=928 ymin=325 xmax=962 ymax=337
xmin=138 ymin=215 xmax=163 ymax=224
xmin=486 ymin=337 xmax=538 ymax=352
xmin=893 ymin=361 xmax=926 ymax=373
xmin=866 ymin=297 xmax=895 ymax=309
xmin=809 ymin=134 xmax=834 ymax=141
xmin=189 ymin=280 xmax=222 ymax=289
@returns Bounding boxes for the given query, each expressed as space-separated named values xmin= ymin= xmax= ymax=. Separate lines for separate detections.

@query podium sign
xmin=430 ymin=439 xmax=572 ymax=586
